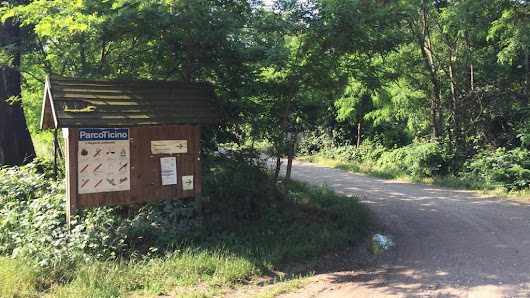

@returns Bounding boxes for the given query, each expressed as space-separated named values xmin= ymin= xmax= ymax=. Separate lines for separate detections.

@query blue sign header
xmin=79 ymin=128 xmax=129 ymax=141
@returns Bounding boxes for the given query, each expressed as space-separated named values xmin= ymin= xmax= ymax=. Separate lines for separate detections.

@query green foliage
xmin=517 ymin=122 xmax=530 ymax=149
xmin=0 ymin=161 xmax=202 ymax=268
xmin=310 ymin=140 xmax=450 ymax=178
xmin=369 ymin=121 xmax=413 ymax=149
xmin=5 ymin=0 xmax=528 ymax=196
xmin=464 ymin=147 xmax=530 ymax=191
xmin=488 ymin=0 xmax=530 ymax=65
xmin=304 ymin=139 xmax=530 ymax=194
xmin=402 ymin=142 xmax=450 ymax=177
xmin=2 ymin=0 xmax=529 ymax=186
xmin=376 ymin=147 xmax=410 ymax=173
xmin=335 ymin=80 xmax=372 ymax=125
xmin=314 ymin=140 xmax=386 ymax=164
xmin=0 ymin=44 xmax=15 ymax=67
xmin=297 ymin=130 xmax=335 ymax=155
xmin=202 ymin=149 xmax=271 ymax=230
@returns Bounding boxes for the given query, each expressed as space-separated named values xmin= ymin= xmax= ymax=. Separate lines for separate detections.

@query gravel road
xmin=277 ymin=159 xmax=530 ymax=297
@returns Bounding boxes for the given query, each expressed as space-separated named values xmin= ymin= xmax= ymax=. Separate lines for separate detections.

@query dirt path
xmin=278 ymin=159 xmax=530 ymax=297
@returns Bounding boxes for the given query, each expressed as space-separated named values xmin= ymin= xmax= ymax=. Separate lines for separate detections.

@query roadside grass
xmin=0 ymin=176 xmax=370 ymax=297
xmin=301 ymin=155 xmax=405 ymax=180
xmin=0 ymin=257 xmax=45 ymax=297
xmin=255 ymin=273 xmax=311 ymax=298
xmin=299 ymin=155 xmax=530 ymax=199
xmin=46 ymin=249 xmax=258 ymax=297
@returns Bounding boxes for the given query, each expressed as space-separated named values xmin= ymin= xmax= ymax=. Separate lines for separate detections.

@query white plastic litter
xmin=372 ymin=233 xmax=393 ymax=249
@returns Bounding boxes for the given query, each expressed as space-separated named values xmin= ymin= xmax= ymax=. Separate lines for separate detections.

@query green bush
xmin=376 ymin=147 xmax=409 ymax=173
xmin=517 ymin=122 xmax=530 ymax=149
xmin=314 ymin=140 xmax=388 ymax=163
xmin=297 ymin=131 xmax=334 ymax=156
xmin=202 ymin=149 xmax=271 ymax=231
xmin=306 ymin=138 xmax=529 ymax=192
xmin=370 ymin=122 xmax=412 ymax=149
xmin=362 ymin=141 xmax=388 ymax=162
xmin=464 ymin=147 xmax=530 ymax=190
xmin=0 ymin=162 xmax=202 ymax=268
xmin=402 ymin=142 xmax=450 ymax=177
xmin=312 ymin=140 xmax=450 ymax=178
xmin=319 ymin=145 xmax=359 ymax=162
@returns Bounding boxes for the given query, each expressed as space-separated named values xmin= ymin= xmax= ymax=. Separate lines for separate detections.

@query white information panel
xmin=78 ymin=128 xmax=130 ymax=194
xmin=160 ymin=157 xmax=177 ymax=185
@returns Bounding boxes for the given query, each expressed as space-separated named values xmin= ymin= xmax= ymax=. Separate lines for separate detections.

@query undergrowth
xmin=0 ymin=150 xmax=370 ymax=297
xmin=299 ymin=141 xmax=530 ymax=198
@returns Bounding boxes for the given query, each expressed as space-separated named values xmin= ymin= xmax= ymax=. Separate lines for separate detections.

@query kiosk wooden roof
xmin=41 ymin=76 xmax=221 ymax=129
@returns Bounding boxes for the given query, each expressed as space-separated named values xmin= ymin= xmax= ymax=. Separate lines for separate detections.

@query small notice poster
xmin=160 ymin=157 xmax=177 ymax=185
xmin=151 ymin=140 xmax=187 ymax=154
xmin=78 ymin=128 xmax=130 ymax=194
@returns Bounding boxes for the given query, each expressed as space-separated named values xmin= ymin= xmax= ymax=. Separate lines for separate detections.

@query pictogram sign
xmin=78 ymin=128 xmax=130 ymax=194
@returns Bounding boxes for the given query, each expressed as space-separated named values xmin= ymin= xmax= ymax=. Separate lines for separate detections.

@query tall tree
xmin=0 ymin=12 xmax=35 ymax=166
xmin=417 ymin=1 xmax=443 ymax=139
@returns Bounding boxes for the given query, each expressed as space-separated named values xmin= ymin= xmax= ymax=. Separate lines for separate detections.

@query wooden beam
xmin=193 ymin=125 xmax=203 ymax=216
xmin=53 ymin=128 xmax=58 ymax=180
xmin=40 ymin=78 xmax=50 ymax=129
xmin=65 ymin=128 xmax=78 ymax=229
xmin=47 ymin=77 xmax=59 ymax=128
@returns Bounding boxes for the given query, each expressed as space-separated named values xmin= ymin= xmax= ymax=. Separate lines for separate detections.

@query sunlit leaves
xmin=488 ymin=1 xmax=530 ymax=64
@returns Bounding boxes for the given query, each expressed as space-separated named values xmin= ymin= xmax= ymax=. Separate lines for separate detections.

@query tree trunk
xmin=272 ymin=84 xmax=296 ymax=198
xmin=463 ymin=29 xmax=475 ymax=146
xmin=184 ymin=23 xmax=194 ymax=83
xmin=271 ymin=38 xmax=330 ymax=200
xmin=0 ymin=17 xmax=36 ymax=166
xmin=464 ymin=30 xmax=474 ymax=92
xmin=419 ymin=6 xmax=443 ymax=139
xmin=282 ymin=132 xmax=297 ymax=200
xmin=446 ymin=43 xmax=463 ymax=148
xmin=524 ymin=46 xmax=530 ymax=105
xmin=356 ymin=96 xmax=364 ymax=148
xmin=357 ymin=121 xmax=362 ymax=148
xmin=80 ymin=38 xmax=87 ymax=75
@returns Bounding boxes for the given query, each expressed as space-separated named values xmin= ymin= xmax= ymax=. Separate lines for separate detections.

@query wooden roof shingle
xmin=41 ymin=76 xmax=222 ymax=128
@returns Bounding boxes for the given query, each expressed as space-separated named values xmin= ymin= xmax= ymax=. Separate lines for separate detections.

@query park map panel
xmin=77 ymin=128 xmax=130 ymax=194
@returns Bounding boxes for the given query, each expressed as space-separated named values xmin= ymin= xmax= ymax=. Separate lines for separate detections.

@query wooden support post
xmin=53 ymin=128 xmax=58 ymax=180
xmin=65 ymin=128 xmax=78 ymax=229
xmin=283 ymin=132 xmax=297 ymax=200
xmin=193 ymin=125 xmax=203 ymax=216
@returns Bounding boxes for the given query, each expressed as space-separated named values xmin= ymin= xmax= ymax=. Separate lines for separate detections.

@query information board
xmin=78 ymin=128 xmax=130 ymax=194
